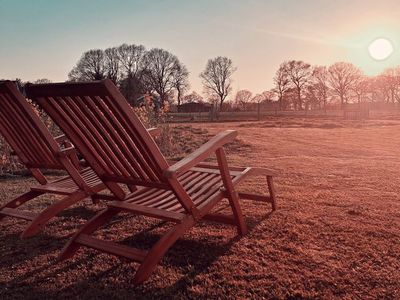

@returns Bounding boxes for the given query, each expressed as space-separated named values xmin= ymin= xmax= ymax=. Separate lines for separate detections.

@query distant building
xmin=178 ymin=102 xmax=212 ymax=113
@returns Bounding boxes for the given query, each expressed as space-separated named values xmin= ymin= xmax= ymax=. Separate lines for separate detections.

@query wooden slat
xmin=25 ymin=81 xmax=109 ymax=97
xmin=30 ymin=185 xmax=77 ymax=195
xmin=108 ymin=201 xmax=185 ymax=222
xmin=0 ymin=207 xmax=37 ymax=220
xmin=103 ymin=81 xmax=169 ymax=174
xmin=0 ymin=87 xmax=60 ymax=167
xmin=69 ymin=96 xmax=133 ymax=178
xmin=101 ymin=175 xmax=169 ymax=189
xmin=87 ymin=96 xmax=146 ymax=178
xmin=59 ymin=96 xmax=124 ymax=176
xmin=75 ymin=234 xmax=147 ymax=262
xmin=93 ymin=96 xmax=158 ymax=181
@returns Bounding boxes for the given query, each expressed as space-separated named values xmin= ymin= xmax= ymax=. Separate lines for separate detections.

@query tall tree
xmin=312 ymin=66 xmax=330 ymax=110
xmin=328 ymin=62 xmax=362 ymax=108
xmin=273 ymin=63 xmax=290 ymax=110
xmin=284 ymin=60 xmax=312 ymax=110
xmin=104 ymin=47 xmax=120 ymax=84
xmin=68 ymin=49 xmax=106 ymax=81
xmin=117 ymin=43 xmax=147 ymax=104
xmin=352 ymin=76 xmax=370 ymax=104
xmin=380 ymin=67 xmax=400 ymax=103
xmin=200 ymin=56 xmax=236 ymax=110
xmin=143 ymin=48 xmax=185 ymax=106
xmin=173 ymin=64 xmax=189 ymax=106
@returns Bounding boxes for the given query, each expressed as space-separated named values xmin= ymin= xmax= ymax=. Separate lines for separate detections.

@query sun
xmin=368 ymin=38 xmax=394 ymax=61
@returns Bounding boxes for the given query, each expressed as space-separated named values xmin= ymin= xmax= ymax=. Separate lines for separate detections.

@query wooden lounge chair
xmin=0 ymin=81 xmax=108 ymax=237
xmin=0 ymin=82 xmax=160 ymax=238
xmin=26 ymin=79 xmax=277 ymax=284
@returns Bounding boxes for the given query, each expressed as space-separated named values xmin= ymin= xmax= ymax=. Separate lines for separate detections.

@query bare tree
xmin=68 ymin=49 xmax=106 ymax=81
xmin=284 ymin=60 xmax=312 ymax=110
xmin=117 ymin=44 xmax=147 ymax=104
xmin=143 ymin=48 xmax=185 ymax=106
xmin=372 ymin=75 xmax=391 ymax=103
xmin=104 ymin=47 xmax=120 ymax=84
xmin=304 ymin=84 xmax=320 ymax=110
xmin=173 ymin=64 xmax=189 ymax=106
xmin=117 ymin=44 xmax=146 ymax=78
xmin=352 ymin=76 xmax=371 ymax=104
xmin=273 ymin=63 xmax=290 ymax=110
xmin=234 ymin=89 xmax=253 ymax=110
xmin=200 ymin=56 xmax=236 ymax=110
xmin=312 ymin=66 xmax=330 ymax=110
xmin=380 ymin=67 xmax=400 ymax=103
xmin=328 ymin=62 xmax=363 ymax=108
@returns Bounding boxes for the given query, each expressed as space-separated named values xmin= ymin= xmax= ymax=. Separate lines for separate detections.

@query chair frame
xmin=26 ymin=79 xmax=277 ymax=284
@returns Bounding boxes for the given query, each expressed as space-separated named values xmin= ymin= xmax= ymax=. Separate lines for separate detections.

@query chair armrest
xmin=147 ymin=127 xmax=161 ymax=138
xmin=164 ymin=130 xmax=238 ymax=178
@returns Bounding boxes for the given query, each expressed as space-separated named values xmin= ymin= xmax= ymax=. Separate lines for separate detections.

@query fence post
xmin=257 ymin=102 xmax=261 ymax=121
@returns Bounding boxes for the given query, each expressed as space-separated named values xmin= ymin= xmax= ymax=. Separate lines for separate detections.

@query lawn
xmin=1 ymin=117 xmax=400 ymax=299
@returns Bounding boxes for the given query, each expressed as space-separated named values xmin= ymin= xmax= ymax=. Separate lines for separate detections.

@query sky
xmin=1 ymin=0 xmax=400 ymax=97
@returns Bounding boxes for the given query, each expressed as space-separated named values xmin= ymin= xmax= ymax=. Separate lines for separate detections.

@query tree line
xmin=235 ymin=61 xmax=400 ymax=112
xmin=67 ymin=44 xmax=238 ymax=110
xmin=10 ymin=43 xmax=400 ymax=111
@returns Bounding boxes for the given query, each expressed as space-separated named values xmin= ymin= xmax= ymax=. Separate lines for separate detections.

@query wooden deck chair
xmin=0 ymin=81 xmax=109 ymax=237
xmin=25 ymin=79 xmax=277 ymax=284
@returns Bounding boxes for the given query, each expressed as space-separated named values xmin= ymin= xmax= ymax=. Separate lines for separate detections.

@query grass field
xmin=1 ymin=117 xmax=400 ymax=299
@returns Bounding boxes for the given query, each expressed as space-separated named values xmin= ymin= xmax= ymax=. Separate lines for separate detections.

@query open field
xmin=1 ymin=117 xmax=400 ymax=299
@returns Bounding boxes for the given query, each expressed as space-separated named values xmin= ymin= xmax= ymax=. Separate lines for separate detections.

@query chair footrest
xmin=0 ymin=207 xmax=37 ymax=220
xmin=221 ymin=192 xmax=272 ymax=203
xmin=108 ymin=201 xmax=185 ymax=223
xmin=236 ymin=192 xmax=273 ymax=203
xmin=75 ymin=234 xmax=147 ymax=262
xmin=203 ymin=213 xmax=236 ymax=225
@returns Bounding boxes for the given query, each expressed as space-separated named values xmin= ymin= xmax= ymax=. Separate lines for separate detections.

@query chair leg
xmin=59 ymin=208 xmax=119 ymax=261
xmin=267 ymin=175 xmax=277 ymax=211
xmin=21 ymin=191 xmax=87 ymax=238
xmin=133 ymin=216 xmax=196 ymax=284
xmin=215 ymin=147 xmax=248 ymax=236
xmin=0 ymin=190 xmax=44 ymax=221
xmin=227 ymin=191 xmax=248 ymax=236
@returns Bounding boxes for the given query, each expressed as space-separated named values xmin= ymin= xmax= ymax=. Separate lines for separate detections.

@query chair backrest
xmin=0 ymin=81 xmax=62 ymax=170
xmin=26 ymin=80 xmax=171 ymax=200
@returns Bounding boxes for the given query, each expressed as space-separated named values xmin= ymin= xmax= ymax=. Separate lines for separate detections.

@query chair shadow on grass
xmin=1 ymin=203 xmax=274 ymax=298
xmin=57 ymin=204 xmax=100 ymax=220
xmin=56 ymin=210 xmax=275 ymax=298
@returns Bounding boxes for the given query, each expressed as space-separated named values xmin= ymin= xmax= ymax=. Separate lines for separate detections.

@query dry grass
xmin=1 ymin=117 xmax=400 ymax=299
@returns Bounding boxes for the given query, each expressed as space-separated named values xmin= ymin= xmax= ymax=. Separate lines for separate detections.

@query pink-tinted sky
xmin=1 ymin=0 xmax=400 ymax=96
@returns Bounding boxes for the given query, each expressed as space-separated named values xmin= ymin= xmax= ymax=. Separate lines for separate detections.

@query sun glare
xmin=368 ymin=38 xmax=394 ymax=61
